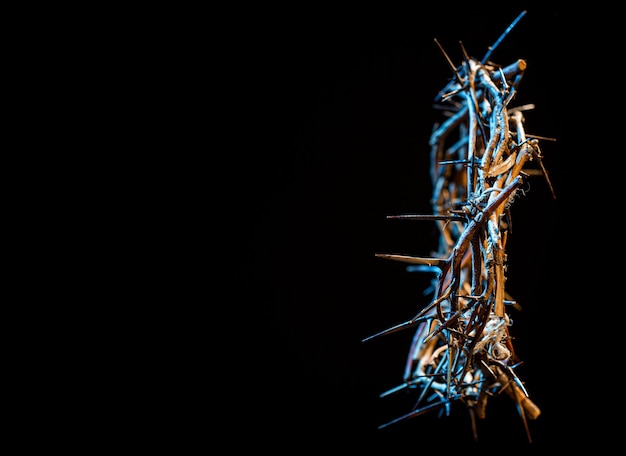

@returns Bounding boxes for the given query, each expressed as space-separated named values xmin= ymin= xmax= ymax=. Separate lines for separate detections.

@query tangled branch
xmin=364 ymin=10 xmax=555 ymax=443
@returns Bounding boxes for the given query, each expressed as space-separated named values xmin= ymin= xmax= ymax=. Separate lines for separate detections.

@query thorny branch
xmin=364 ymin=10 xmax=554 ymax=443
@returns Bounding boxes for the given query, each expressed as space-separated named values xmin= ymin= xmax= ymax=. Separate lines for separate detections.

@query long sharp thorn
xmin=378 ymin=401 xmax=449 ymax=429
xmin=362 ymin=317 xmax=429 ymax=342
xmin=481 ymin=10 xmax=527 ymax=64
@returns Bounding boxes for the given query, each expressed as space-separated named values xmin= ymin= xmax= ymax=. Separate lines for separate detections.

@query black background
xmin=20 ymin=2 xmax=620 ymax=452
xmin=225 ymin=2 xmax=610 ymax=452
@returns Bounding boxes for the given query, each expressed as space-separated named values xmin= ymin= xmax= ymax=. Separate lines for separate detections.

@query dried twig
xmin=364 ymin=10 xmax=554 ymax=443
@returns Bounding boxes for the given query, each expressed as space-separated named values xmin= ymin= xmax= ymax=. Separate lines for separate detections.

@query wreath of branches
xmin=364 ymin=10 xmax=555 ymax=443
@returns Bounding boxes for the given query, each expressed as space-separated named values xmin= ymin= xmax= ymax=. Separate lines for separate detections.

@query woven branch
xmin=365 ymin=10 xmax=554 ymax=443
